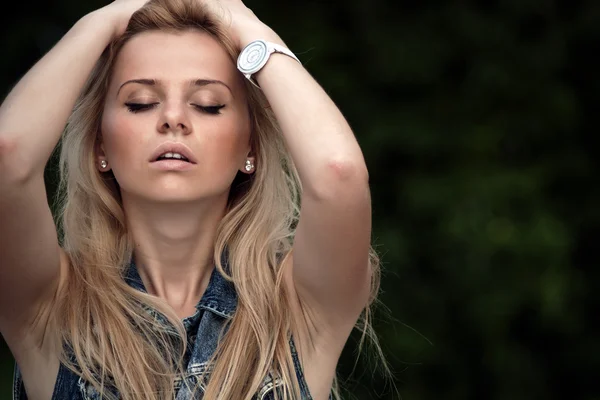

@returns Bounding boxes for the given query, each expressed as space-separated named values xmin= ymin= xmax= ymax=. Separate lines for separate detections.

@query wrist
xmin=237 ymin=37 xmax=302 ymax=89
xmin=237 ymin=26 xmax=286 ymax=51
xmin=90 ymin=4 xmax=136 ymax=41
xmin=82 ymin=8 xmax=121 ymax=41
xmin=74 ymin=9 xmax=118 ymax=43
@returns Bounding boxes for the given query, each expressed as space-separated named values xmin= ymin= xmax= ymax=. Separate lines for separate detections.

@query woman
xmin=0 ymin=0 xmax=381 ymax=398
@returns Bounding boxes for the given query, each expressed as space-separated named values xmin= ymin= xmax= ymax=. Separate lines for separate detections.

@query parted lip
xmin=149 ymin=142 xmax=197 ymax=164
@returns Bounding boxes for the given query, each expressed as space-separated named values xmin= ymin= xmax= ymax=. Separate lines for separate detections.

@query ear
xmin=95 ymin=133 xmax=111 ymax=172
xmin=240 ymin=153 xmax=256 ymax=175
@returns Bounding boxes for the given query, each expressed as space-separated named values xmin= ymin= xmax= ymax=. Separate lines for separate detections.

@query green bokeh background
xmin=1 ymin=0 xmax=599 ymax=399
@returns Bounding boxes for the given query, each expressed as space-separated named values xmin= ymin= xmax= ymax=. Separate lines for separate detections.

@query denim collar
xmin=124 ymin=248 xmax=237 ymax=319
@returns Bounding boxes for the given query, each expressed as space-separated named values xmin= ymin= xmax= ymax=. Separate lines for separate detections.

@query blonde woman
xmin=0 ymin=0 xmax=381 ymax=398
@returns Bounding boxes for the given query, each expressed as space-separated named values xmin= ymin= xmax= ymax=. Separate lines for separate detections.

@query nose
xmin=157 ymin=101 xmax=192 ymax=135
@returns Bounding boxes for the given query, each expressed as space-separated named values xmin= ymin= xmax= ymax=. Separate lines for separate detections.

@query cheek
xmin=204 ymin=119 xmax=250 ymax=167
xmin=101 ymin=113 xmax=145 ymax=164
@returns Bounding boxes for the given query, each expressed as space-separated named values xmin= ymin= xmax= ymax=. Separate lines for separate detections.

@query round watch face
xmin=237 ymin=40 xmax=269 ymax=74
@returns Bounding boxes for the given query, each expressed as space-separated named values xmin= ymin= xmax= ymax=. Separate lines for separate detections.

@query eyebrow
xmin=116 ymin=78 xmax=233 ymax=96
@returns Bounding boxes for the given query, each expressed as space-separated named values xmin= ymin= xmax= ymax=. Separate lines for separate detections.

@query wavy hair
xmin=52 ymin=0 xmax=383 ymax=398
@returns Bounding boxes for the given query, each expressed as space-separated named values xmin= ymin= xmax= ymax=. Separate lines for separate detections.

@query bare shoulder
xmin=4 ymin=247 xmax=70 ymax=400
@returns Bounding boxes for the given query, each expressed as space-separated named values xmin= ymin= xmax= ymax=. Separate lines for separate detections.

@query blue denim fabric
xmin=12 ymin=250 xmax=328 ymax=399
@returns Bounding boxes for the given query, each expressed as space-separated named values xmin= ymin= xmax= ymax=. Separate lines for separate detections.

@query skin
xmin=97 ymin=30 xmax=255 ymax=316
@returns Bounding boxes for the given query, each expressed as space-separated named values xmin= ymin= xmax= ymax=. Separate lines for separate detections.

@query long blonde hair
xmin=52 ymin=0 xmax=382 ymax=398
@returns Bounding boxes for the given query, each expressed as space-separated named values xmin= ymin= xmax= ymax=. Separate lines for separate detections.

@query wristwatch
xmin=237 ymin=39 xmax=301 ymax=88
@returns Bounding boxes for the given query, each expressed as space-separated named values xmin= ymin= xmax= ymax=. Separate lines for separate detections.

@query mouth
xmin=154 ymin=152 xmax=192 ymax=163
xmin=150 ymin=142 xmax=198 ymax=164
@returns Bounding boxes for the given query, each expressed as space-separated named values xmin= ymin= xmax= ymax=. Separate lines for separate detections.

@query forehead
xmin=111 ymin=30 xmax=238 ymax=89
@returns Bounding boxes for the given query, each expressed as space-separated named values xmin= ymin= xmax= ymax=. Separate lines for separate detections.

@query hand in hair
xmin=198 ymin=0 xmax=284 ymax=51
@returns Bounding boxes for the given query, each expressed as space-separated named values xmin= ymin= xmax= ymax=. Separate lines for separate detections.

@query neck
xmin=122 ymin=192 xmax=228 ymax=317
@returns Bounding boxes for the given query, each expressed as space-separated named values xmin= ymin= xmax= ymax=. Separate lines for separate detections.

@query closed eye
xmin=193 ymin=104 xmax=225 ymax=115
xmin=124 ymin=103 xmax=225 ymax=115
xmin=125 ymin=102 xmax=158 ymax=113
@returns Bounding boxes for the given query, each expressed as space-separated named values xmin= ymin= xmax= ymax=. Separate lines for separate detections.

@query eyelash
xmin=124 ymin=102 xmax=225 ymax=115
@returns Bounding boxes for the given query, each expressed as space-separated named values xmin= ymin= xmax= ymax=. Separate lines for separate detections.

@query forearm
xmin=248 ymin=33 xmax=369 ymax=198
xmin=0 ymin=10 xmax=115 ymax=180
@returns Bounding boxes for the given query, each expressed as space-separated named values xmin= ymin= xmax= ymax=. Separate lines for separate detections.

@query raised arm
xmin=252 ymin=34 xmax=372 ymax=328
xmin=0 ymin=1 xmax=145 ymax=342
xmin=226 ymin=2 xmax=373 ymax=338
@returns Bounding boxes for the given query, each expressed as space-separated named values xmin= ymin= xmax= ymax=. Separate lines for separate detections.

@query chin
xmin=150 ymin=191 xmax=205 ymax=203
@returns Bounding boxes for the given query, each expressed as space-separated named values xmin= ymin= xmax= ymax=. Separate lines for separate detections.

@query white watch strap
xmin=268 ymin=42 xmax=300 ymax=64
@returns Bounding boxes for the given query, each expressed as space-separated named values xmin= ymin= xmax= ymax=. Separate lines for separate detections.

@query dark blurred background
xmin=2 ymin=0 xmax=599 ymax=399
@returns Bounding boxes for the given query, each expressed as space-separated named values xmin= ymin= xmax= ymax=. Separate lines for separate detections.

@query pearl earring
xmin=100 ymin=160 xmax=108 ymax=169
xmin=244 ymin=159 xmax=254 ymax=172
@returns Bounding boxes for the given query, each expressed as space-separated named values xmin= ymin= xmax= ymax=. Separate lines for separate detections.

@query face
xmin=98 ymin=29 xmax=253 ymax=204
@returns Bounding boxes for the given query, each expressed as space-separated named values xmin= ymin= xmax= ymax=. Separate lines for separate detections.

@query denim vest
xmin=13 ymin=251 xmax=326 ymax=400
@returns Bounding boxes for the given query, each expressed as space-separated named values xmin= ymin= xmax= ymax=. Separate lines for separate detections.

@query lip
xmin=150 ymin=159 xmax=196 ymax=171
xmin=149 ymin=141 xmax=198 ymax=164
